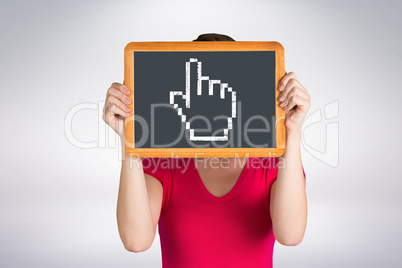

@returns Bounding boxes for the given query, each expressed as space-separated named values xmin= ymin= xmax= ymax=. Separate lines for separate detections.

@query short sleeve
xmin=141 ymin=158 xmax=171 ymax=212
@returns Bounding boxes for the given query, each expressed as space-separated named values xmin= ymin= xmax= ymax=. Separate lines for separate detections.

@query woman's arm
xmin=102 ymin=82 xmax=163 ymax=252
xmin=270 ymin=72 xmax=311 ymax=246
xmin=117 ymin=142 xmax=163 ymax=252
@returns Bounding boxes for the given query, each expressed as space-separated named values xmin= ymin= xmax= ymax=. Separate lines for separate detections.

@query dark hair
xmin=193 ymin=33 xmax=235 ymax=41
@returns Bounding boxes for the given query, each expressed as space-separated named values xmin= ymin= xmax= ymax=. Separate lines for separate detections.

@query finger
xmin=286 ymin=78 xmax=308 ymax=94
xmin=104 ymin=83 xmax=129 ymax=113
xmin=279 ymin=87 xmax=310 ymax=108
xmin=284 ymin=96 xmax=311 ymax=113
xmin=111 ymin=82 xmax=130 ymax=95
xmin=105 ymin=95 xmax=131 ymax=114
xmin=103 ymin=108 xmax=128 ymax=123
xmin=278 ymin=72 xmax=297 ymax=91
xmin=102 ymin=109 xmax=125 ymax=131
xmin=278 ymin=77 xmax=308 ymax=102
xmin=107 ymin=86 xmax=131 ymax=106
xmin=103 ymin=103 xmax=131 ymax=123
xmin=103 ymin=93 xmax=130 ymax=114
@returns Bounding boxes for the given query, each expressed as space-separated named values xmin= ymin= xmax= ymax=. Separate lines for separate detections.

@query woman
xmin=103 ymin=33 xmax=310 ymax=268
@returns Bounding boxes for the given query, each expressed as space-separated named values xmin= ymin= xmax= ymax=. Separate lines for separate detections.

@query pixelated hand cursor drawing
xmin=169 ymin=58 xmax=237 ymax=141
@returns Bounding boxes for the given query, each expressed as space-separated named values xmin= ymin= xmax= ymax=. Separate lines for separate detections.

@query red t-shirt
xmin=142 ymin=157 xmax=306 ymax=268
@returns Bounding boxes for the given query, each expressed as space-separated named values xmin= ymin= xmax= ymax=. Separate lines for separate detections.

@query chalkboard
xmin=124 ymin=42 xmax=285 ymax=157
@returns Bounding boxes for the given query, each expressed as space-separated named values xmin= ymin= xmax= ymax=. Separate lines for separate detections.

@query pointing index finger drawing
xmin=169 ymin=58 xmax=237 ymax=141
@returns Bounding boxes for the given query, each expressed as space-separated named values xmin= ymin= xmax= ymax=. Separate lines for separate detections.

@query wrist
xmin=120 ymin=135 xmax=129 ymax=160
xmin=286 ymin=129 xmax=301 ymax=141
xmin=119 ymin=135 xmax=142 ymax=163
xmin=120 ymin=135 xmax=125 ymax=148
xmin=282 ymin=130 xmax=301 ymax=159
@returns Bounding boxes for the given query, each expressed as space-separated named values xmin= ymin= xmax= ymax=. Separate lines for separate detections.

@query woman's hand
xmin=102 ymin=82 xmax=132 ymax=138
xmin=271 ymin=72 xmax=309 ymax=245
xmin=277 ymin=72 xmax=311 ymax=134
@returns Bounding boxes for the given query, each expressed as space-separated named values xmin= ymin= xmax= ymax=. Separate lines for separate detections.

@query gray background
xmin=1 ymin=0 xmax=401 ymax=267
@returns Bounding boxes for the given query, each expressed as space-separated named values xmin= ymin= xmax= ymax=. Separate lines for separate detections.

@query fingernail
xmin=278 ymin=83 xmax=284 ymax=91
xmin=283 ymin=105 xmax=288 ymax=110
xmin=279 ymin=94 xmax=285 ymax=101
xmin=125 ymin=106 xmax=131 ymax=112
xmin=280 ymin=101 xmax=286 ymax=107
xmin=125 ymin=112 xmax=131 ymax=117
xmin=124 ymin=87 xmax=130 ymax=94
xmin=124 ymin=97 xmax=131 ymax=104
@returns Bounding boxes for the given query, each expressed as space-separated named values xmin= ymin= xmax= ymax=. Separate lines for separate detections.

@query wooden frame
xmin=124 ymin=41 xmax=285 ymax=158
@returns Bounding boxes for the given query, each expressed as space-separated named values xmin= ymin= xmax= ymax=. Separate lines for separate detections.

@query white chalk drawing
xmin=169 ymin=58 xmax=237 ymax=141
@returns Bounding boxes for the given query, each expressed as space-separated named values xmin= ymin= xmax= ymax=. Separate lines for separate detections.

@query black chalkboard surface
xmin=124 ymin=42 xmax=286 ymax=158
